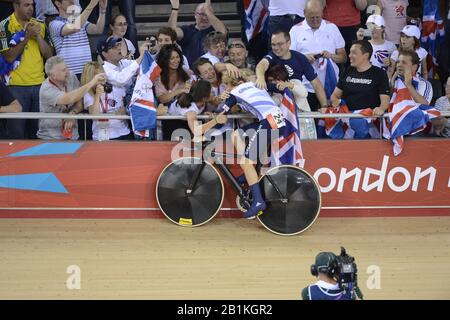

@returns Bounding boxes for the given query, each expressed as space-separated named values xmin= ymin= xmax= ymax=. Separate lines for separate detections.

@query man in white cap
xmin=356 ymin=14 xmax=396 ymax=72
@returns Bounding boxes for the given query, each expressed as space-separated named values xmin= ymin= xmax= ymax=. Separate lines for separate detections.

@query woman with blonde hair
xmin=81 ymin=62 xmax=131 ymax=141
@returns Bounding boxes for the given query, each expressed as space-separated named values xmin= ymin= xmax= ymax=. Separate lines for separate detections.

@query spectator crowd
xmin=0 ymin=0 xmax=449 ymax=141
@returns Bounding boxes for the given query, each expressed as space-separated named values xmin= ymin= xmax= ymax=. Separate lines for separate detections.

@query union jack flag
xmin=318 ymin=101 xmax=379 ymax=139
xmin=383 ymin=77 xmax=441 ymax=156
xmin=244 ymin=0 xmax=269 ymax=42
xmin=271 ymin=88 xmax=305 ymax=167
xmin=421 ymin=0 xmax=445 ymax=78
xmin=129 ymin=51 xmax=161 ymax=138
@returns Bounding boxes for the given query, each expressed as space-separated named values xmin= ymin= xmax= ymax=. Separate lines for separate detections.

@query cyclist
xmin=219 ymin=73 xmax=286 ymax=219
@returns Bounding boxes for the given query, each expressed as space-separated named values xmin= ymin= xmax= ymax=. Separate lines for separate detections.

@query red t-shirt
xmin=323 ymin=0 xmax=361 ymax=27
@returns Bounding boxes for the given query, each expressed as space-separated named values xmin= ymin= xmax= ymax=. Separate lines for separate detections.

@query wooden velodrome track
xmin=1 ymin=216 xmax=449 ymax=299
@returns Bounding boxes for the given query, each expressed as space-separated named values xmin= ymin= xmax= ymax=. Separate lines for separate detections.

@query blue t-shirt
xmin=179 ymin=24 xmax=215 ymax=66
xmin=264 ymin=50 xmax=317 ymax=83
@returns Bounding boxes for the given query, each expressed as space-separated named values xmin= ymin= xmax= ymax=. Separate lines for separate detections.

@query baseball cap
xmin=401 ymin=25 xmax=421 ymax=40
xmin=97 ymin=36 xmax=123 ymax=56
xmin=366 ymin=14 xmax=385 ymax=28
xmin=315 ymin=252 xmax=337 ymax=272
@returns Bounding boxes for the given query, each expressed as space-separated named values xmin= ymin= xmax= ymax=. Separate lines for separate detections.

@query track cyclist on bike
xmin=219 ymin=73 xmax=286 ymax=219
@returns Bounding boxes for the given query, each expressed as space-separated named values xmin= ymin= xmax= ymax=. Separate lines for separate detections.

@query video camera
xmin=334 ymin=247 xmax=364 ymax=300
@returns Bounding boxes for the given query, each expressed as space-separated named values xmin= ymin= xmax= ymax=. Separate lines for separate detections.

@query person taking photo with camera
xmin=37 ymin=56 xmax=106 ymax=140
xmin=81 ymin=61 xmax=131 ymax=141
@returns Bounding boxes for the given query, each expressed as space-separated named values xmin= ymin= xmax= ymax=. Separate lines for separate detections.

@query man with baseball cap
xmin=301 ymin=252 xmax=352 ymax=300
xmin=97 ymin=35 xmax=148 ymax=92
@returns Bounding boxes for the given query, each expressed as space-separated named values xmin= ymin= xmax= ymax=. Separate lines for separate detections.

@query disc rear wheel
xmin=257 ymin=165 xmax=321 ymax=235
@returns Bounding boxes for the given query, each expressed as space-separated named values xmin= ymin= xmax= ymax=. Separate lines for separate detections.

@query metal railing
xmin=0 ymin=111 xmax=448 ymax=141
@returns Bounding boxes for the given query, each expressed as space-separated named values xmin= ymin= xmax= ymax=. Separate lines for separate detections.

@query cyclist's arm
xmin=220 ymin=95 xmax=238 ymax=114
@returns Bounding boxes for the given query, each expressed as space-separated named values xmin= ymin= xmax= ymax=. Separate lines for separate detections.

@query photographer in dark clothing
xmin=302 ymin=248 xmax=363 ymax=300
xmin=302 ymin=252 xmax=353 ymax=300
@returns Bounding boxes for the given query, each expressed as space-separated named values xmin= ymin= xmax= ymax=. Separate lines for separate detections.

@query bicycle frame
xmin=185 ymin=145 xmax=288 ymax=208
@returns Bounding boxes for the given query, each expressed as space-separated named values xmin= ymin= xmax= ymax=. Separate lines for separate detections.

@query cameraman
xmin=301 ymin=252 xmax=353 ymax=300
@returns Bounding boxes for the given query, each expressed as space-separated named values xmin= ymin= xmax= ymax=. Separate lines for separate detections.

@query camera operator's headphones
xmin=310 ymin=252 xmax=338 ymax=278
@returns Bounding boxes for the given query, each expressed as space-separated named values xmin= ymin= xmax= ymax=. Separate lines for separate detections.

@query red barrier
xmin=0 ymin=139 xmax=448 ymax=218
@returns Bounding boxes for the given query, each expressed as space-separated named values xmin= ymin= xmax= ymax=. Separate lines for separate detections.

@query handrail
xmin=0 ymin=111 xmax=449 ymax=120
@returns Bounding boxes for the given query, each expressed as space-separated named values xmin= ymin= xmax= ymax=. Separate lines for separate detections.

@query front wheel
xmin=257 ymin=165 xmax=321 ymax=236
xmin=156 ymin=157 xmax=224 ymax=227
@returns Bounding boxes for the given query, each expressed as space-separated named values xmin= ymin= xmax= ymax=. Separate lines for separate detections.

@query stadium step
xmin=133 ymin=0 xmax=241 ymax=41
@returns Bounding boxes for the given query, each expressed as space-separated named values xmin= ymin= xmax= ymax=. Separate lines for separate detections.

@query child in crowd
xmin=389 ymin=25 xmax=428 ymax=79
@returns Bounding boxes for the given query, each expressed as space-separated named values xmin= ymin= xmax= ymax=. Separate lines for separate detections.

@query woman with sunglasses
xmin=108 ymin=13 xmax=136 ymax=60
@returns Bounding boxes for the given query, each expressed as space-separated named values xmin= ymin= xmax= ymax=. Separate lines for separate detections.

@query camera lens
xmin=103 ymin=82 xmax=113 ymax=94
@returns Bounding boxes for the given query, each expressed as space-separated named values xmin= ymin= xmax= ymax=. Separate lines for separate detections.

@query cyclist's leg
xmin=232 ymin=122 xmax=269 ymax=218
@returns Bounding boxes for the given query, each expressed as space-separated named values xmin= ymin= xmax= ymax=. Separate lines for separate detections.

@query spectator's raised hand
xmin=157 ymin=105 xmax=168 ymax=116
xmin=276 ymin=81 xmax=293 ymax=91
xmin=25 ymin=22 xmax=40 ymax=39
xmin=225 ymin=63 xmax=240 ymax=78
xmin=87 ymin=0 xmax=100 ymax=9
xmin=139 ymin=41 xmax=151 ymax=56
xmin=255 ymin=76 xmax=267 ymax=90
xmin=63 ymin=119 xmax=76 ymax=132
xmin=99 ymin=0 xmax=107 ymax=10
xmin=403 ymin=67 xmax=413 ymax=86
xmin=321 ymin=50 xmax=333 ymax=59
xmin=204 ymin=0 xmax=213 ymax=13
xmin=184 ymin=81 xmax=192 ymax=92
xmin=372 ymin=107 xmax=385 ymax=116
xmin=95 ymin=84 xmax=105 ymax=95
xmin=31 ymin=22 xmax=42 ymax=37
xmin=214 ymin=111 xmax=227 ymax=124
xmin=91 ymin=73 xmax=106 ymax=86
xmin=170 ymin=0 xmax=180 ymax=9
xmin=356 ymin=28 xmax=365 ymax=41
xmin=219 ymin=90 xmax=230 ymax=101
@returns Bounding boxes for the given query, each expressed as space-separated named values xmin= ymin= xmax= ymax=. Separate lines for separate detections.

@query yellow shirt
xmin=0 ymin=13 xmax=47 ymax=86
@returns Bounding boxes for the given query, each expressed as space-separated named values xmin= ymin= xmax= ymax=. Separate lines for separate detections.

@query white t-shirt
xmin=370 ymin=40 xmax=397 ymax=71
xmin=435 ymin=96 xmax=450 ymax=126
xmin=168 ymin=101 xmax=205 ymax=116
xmin=289 ymin=20 xmax=345 ymax=92
xmin=390 ymin=47 xmax=428 ymax=62
xmin=268 ymin=0 xmax=306 ymax=17
xmin=84 ymin=91 xmax=131 ymax=140
xmin=124 ymin=38 xmax=136 ymax=59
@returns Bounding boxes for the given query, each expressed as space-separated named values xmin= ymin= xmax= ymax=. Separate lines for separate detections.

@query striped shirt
xmin=49 ymin=16 xmax=92 ymax=75
xmin=225 ymin=82 xmax=280 ymax=121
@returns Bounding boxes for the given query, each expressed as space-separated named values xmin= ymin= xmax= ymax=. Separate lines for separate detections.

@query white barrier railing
xmin=0 ymin=111 xmax=449 ymax=120
xmin=0 ymin=111 xmax=448 ymax=141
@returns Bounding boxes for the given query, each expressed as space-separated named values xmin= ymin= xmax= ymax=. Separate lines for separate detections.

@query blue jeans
xmin=8 ymin=85 xmax=41 ymax=139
